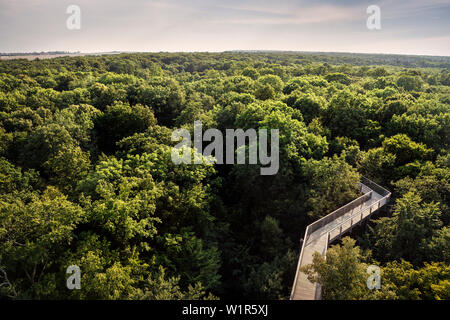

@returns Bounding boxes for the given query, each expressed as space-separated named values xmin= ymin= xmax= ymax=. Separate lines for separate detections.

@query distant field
xmin=0 ymin=53 xmax=84 ymax=60
xmin=0 ymin=52 xmax=121 ymax=60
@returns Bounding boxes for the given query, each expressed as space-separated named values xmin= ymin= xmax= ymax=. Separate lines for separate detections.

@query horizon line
xmin=1 ymin=49 xmax=450 ymax=59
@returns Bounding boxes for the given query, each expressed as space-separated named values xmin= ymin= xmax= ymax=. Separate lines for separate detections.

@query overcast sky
xmin=1 ymin=0 xmax=450 ymax=56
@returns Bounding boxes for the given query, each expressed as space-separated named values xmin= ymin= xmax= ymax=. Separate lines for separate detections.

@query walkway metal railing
xmin=290 ymin=176 xmax=391 ymax=300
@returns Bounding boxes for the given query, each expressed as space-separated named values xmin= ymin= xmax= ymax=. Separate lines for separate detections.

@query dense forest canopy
xmin=0 ymin=52 xmax=448 ymax=300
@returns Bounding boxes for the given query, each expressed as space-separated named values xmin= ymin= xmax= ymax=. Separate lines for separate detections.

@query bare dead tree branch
xmin=0 ymin=265 xmax=11 ymax=288
xmin=0 ymin=263 xmax=18 ymax=298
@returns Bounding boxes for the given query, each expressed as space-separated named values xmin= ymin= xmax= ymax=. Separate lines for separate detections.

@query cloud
xmin=211 ymin=4 xmax=365 ymax=25
xmin=0 ymin=0 xmax=449 ymax=55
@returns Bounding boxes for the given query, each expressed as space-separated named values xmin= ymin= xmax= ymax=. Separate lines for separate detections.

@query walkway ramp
xmin=290 ymin=177 xmax=391 ymax=300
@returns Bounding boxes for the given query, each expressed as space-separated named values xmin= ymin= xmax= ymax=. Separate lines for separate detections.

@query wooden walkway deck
xmin=290 ymin=177 xmax=391 ymax=300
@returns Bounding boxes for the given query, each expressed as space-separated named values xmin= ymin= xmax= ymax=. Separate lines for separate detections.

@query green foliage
xmin=0 ymin=52 xmax=448 ymax=300
xmin=358 ymin=147 xmax=396 ymax=184
xmin=370 ymin=192 xmax=443 ymax=265
xmin=289 ymin=92 xmax=327 ymax=124
xmin=303 ymin=156 xmax=360 ymax=220
xmin=131 ymin=77 xmax=185 ymax=126
xmin=302 ymin=238 xmax=450 ymax=300
xmin=0 ymin=187 xmax=84 ymax=298
xmin=382 ymin=134 xmax=433 ymax=169
xmin=132 ymin=266 xmax=216 ymax=300
xmin=382 ymin=260 xmax=450 ymax=300
xmin=325 ymin=72 xmax=351 ymax=85
xmin=324 ymin=90 xmax=374 ymax=143
xmin=396 ymin=75 xmax=423 ymax=91
xmin=301 ymin=237 xmax=392 ymax=300
xmin=94 ymin=103 xmax=157 ymax=153
xmin=89 ymin=82 xmax=127 ymax=110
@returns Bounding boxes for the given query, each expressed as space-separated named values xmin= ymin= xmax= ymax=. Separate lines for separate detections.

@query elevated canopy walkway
xmin=290 ymin=177 xmax=391 ymax=300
